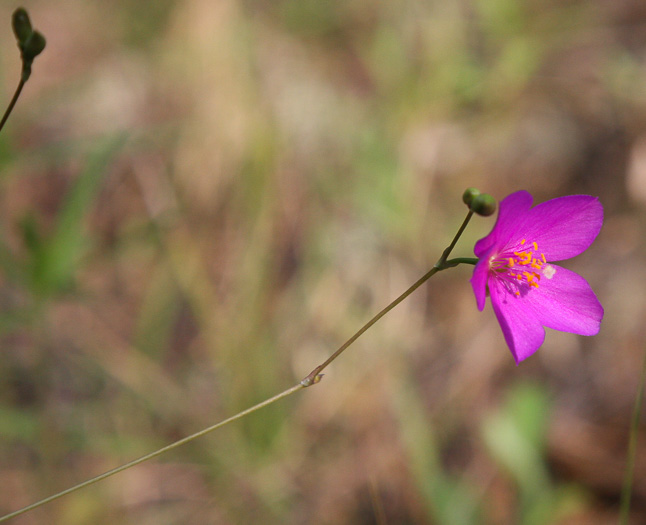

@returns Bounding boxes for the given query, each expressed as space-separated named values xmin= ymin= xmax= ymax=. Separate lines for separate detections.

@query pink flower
xmin=470 ymin=191 xmax=604 ymax=364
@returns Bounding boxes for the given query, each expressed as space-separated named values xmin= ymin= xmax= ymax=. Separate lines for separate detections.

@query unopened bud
xmin=462 ymin=188 xmax=480 ymax=207
xmin=22 ymin=31 xmax=46 ymax=61
xmin=12 ymin=8 xmax=32 ymax=44
xmin=470 ymin=193 xmax=497 ymax=216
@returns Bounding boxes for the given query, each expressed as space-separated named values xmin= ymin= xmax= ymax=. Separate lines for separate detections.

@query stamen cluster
xmin=491 ymin=239 xmax=552 ymax=296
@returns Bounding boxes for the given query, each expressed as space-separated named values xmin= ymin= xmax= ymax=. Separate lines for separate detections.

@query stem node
xmin=301 ymin=368 xmax=324 ymax=387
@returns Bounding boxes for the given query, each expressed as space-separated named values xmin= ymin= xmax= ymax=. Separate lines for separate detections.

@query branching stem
xmin=301 ymin=210 xmax=475 ymax=385
xmin=0 ymin=211 xmax=479 ymax=522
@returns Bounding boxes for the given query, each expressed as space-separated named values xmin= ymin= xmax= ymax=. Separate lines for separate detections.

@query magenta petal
xmin=470 ymin=250 xmax=492 ymax=311
xmin=474 ymin=191 xmax=533 ymax=258
xmin=514 ymin=265 xmax=603 ymax=335
xmin=471 ymin=190 xmax=603 ymax=363
xmin=489 ymin=277 xmax=545 ymax=364
xmin=521 ymin=195 xmax=603 ymax=261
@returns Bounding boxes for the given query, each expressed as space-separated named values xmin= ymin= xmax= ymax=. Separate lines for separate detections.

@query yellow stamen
xmin=497 ymin=238 xmax=548 ymax=295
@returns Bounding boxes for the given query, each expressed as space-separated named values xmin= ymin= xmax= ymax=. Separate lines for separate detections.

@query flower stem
xmin=301 ymin=210 xmax=476 ymax=386
xmin=0 ymin=383 xmax=304 ymax=523
xmin=0 ymin=210 xmax=478 ymax=521
xmin=436 ymin=211 xmax=474 ymax=268
xmin=443 ymin=257 xmax=478 ymax=268
xmin=619 ymin=347 xmax=646 ymax=524
xmin=0 ymin=78 xmax=26 ymax=135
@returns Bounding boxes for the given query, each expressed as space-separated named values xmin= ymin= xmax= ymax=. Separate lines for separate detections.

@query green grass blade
xmin=619 ymin=348 xmax=646 ymax=524
xmin=32 ymin=135 xmax=126 ymax=295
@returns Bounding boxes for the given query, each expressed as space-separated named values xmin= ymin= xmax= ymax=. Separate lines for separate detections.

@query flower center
xmin=489 ymin=239 xmax=555 ymax=296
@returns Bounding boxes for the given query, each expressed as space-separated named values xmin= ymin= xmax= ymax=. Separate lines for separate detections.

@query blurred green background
xmin=0 ymin=0 xmax=645 ymax=523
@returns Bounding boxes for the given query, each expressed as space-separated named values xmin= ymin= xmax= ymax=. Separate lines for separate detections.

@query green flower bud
xmin=462 ymin=187 xmax=480 ymax=207
xmin=22 ymin=31 xmax=46 ymax=61
xmin=470 ymin=193 xmax=497 ymax=216
xmin=12 ymin=8 xmax=32 ymax=45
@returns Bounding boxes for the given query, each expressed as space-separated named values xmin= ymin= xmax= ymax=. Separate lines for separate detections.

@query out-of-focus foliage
xmin=0 ymin=0 xmax=645 ymax=523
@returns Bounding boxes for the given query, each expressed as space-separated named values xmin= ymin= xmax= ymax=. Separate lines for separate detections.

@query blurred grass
xmin=0 ymin=0 xmax=645 ymax=523
xmin=26 ymin=136 xmax=126 ymax=297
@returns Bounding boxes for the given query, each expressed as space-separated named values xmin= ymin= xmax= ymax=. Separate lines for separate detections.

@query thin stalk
xmin=619 ymin=348 xmax=646 ymax=524
xmin=299 ymin=264 xmax=441 ymax=386
xmin=0 ymin=384 xmax=304 ymax=523
xmin=436 ymin=211 xmax=474 ymax=267
xmin=0 ymin=78 xmax=26 ymax=135
xmin=301 ymin=210 xmax=475 ymax=385
xmin=0 ymin=211 xmax=479 ymax=522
